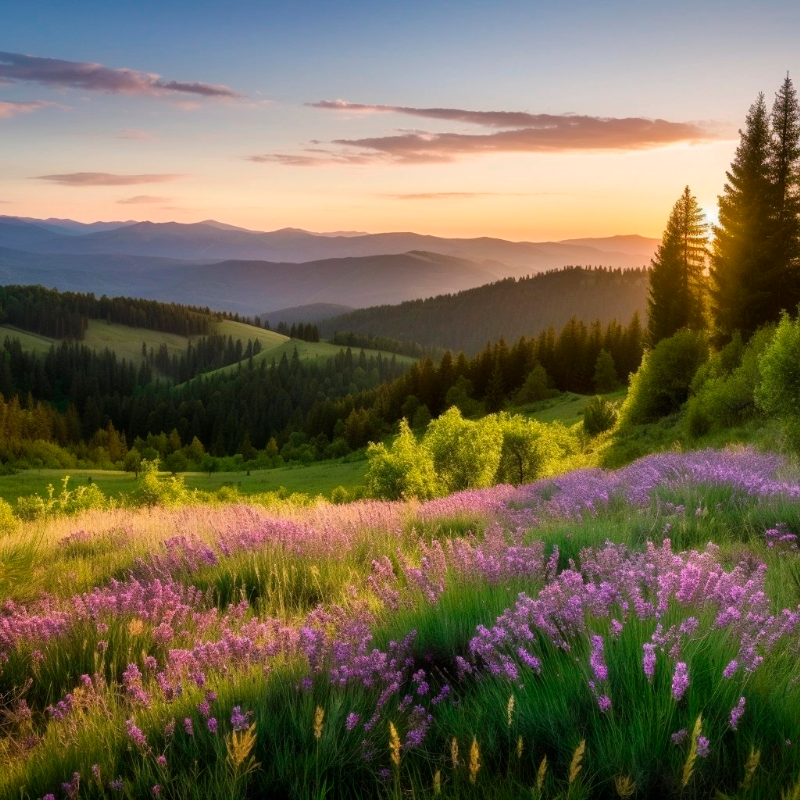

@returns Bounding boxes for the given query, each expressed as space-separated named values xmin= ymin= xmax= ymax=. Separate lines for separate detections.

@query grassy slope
xmin=0 ymin=324 xmax=56 ymax=355
xmin=198 ymin=336 xmax=417 ymax=380
xmin=510 ymin=389 xmax=627 ymax=425
xmin=2 ymin=314 xmax=412 ymax=375
xmin=0 ymin=459 xmax=368 ymax=504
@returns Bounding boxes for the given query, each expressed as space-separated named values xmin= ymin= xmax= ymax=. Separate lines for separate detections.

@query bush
xmin=129 ymin=458 xmax=193 ymax=507
xmin=0 ymin=498 xmax=18 ymax=535
xmin=425 ymin=408 xmax=503 ymax=492
xmin=364 ymin=420 xmax=440 ymax=500
xmin=685 ymin=327 xmax=775 ymax=437
xmin=583 ymin=396 xmax=618 ymax=436
xmin=15 ymin=477 xmax=109 ymax=520
xmin=757 ymin=311 xmax=800 ymax=450
xmin=618 ymin=330 xmax=709 ymax=427
xmin=366 ymin=410 xmax=584 ymax=498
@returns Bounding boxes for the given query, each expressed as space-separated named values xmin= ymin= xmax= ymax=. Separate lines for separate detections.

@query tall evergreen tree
xmin=766 ymin=74 xmax=800 ymax=318
xmin=710 ymin=93 xmax=774 ymax=339
xmin=647 ymin=186 xmax=708 ymax=344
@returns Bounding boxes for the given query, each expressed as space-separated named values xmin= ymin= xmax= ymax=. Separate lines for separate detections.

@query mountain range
xmin=0 ymin=216 xmax=658 ymax=316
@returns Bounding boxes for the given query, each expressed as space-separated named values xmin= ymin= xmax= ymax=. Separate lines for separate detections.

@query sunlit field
xmin=2 ymin=448 xmax=800 ymax=799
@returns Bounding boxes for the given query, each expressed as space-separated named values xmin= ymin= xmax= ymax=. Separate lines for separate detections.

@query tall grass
xmin=1 ymin=448 xmax=799 ymax=798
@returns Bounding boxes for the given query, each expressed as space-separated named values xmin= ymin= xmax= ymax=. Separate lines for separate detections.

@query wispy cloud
xmin=0 ymin=52 xmax=241 ymax=99
xmin=35 ymin=172 xmax=183 ymax=186
xmin=385 ymin=191 xmax=531 ymax=201
xmin=254 ymin=99 xmax=722 ymax=166
xmin=117 ymin=194 xmax=171 ymax=204
xmin=118 ymin=128 xmax=156 ymax=140
xmin=0 ymin=99 xmax=62 ymax=118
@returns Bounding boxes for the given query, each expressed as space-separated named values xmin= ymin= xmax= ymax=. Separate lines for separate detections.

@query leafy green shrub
xmin=425 ymin=408 xmax=503 ymax=492
xmin=366 ymin=410 xmax=583 ymax=498
xmin=757 ymin=311 xmax=800 ymax=450
xmin=129 ymin=458 xmax=193 ymax=507
xmin=365 ymin=420 xmax=440 ymax=500
xmin=685 ymin=327 xmax=774 ymax=437
xmin=15 ymin=477 xmax=109 ymax=520
xmin=583 ymin=396 xmax=618 ymax=436
xmin=0 ymin=498 xmax=18 ymax=535
xmin=618 ymin=330 xmax=709 ymax=427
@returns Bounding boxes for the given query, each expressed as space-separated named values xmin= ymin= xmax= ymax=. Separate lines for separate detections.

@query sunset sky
xmin=2 ymin=0 xmax=798 ymax=240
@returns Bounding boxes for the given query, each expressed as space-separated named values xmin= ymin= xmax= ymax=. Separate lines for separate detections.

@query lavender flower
xmin=671 ymin=728 xmax=688 ymax=745
xmin=730 ymin=696 xmax=746 ymax=730
xmin=672 ymin=662 xmax=689 ymax=701
xmin=696 ymin=736 xmax=710 ymax=758
xmin=642 ymin=643 xmax=656 ymax=682
xmin=589 ymin=635 xmax=608 ymax=681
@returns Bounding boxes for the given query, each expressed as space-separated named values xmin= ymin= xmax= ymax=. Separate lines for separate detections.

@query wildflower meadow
xmin=2 ymin=448 xmax=800 ymax=799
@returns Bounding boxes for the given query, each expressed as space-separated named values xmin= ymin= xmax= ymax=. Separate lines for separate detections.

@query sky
xmin=1 ymin=0 xmax=798 ymax=240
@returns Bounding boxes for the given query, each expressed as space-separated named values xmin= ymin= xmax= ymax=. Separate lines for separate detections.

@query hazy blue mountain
xmin=0 ymin=218 xmax=658 ymax=272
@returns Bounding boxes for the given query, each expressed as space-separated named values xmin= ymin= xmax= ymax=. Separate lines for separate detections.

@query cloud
xmin=117 ymin=194 xmax=171 ymax=204
xmin=0 ymin=99 xmax=61 ymax=118
xmin=248 ymin=150 xmax=380 ymax=167
xmin=0 ymin=52 xmax=241 ymax=99
xmin=256 ymin=100 xmax=722 ymax=166
xmin=118 ymin=128 xmax=156 ymax=140
xmin=35 ymin=172 xmax=183 ymax=186
xmin=385 ymin=191 xmax=531 ymax=201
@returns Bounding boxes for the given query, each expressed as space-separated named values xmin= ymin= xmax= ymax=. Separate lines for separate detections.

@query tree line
xmin=648 ymin=75 xmax=800 ymax=345
xmin=320 ymin=266 xmax=649 ymax=354
xmin=0 ymin=285 xmax=216 ymax=339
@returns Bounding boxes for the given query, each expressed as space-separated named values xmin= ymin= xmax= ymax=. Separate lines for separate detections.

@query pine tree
xmin=647 ymin=186 xmax=708 ymax=345
xmin=593 ymin=350 xmax=619 ymax=393
xmin=710 ymin=93 xmax=774 ymax=339
xmin=766 ymin=74 xmax=800 ymax=318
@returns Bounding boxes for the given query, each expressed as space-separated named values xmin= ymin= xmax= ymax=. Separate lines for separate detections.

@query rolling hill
xmin=0 ymin=216 xmax=659 ymax=314
xmin=319 ymin=266 xmax=650 ymax=353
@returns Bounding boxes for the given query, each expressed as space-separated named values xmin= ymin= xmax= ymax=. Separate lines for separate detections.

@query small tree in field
xmin=593 ymin=350 xmax=619 ymax=393
xmin=364 ymin=419 xmax=438 ymax=500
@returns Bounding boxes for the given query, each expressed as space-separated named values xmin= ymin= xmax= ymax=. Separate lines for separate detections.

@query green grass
xmin=214 ymin=319 xmax=288 ymax=350
xmin=0 ymin=324 xmax=56 ymax=354
xmin=83 ymin=319 xmax=191 ymax=364
xmin=0 ymin=459 xmax=368 ymax=504
xmin=198 ymin=337 xmax=417 ymax=380
xmin=517 ymin=389 xmax=627 ymax=424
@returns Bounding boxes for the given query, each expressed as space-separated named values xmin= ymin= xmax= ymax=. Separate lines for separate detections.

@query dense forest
xmin=319 ymin=266 xmax=648 ymax=353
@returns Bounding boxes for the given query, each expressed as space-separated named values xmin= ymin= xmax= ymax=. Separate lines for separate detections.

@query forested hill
xmin=319 ymin=266 xmax=649 ymax=353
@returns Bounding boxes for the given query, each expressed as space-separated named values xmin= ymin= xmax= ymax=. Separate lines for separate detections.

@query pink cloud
xmin=117 ymin=194 xmax=172 ymax=204
xmin=35 ymin=172 xmax=183 ymax=186
xmin=255 ymin=100 xmax=722 ymax=166
xmin=0 ymin=99 xmax=61 ymax=118
xmin=0 ymin=52 xmax=241 ymax=99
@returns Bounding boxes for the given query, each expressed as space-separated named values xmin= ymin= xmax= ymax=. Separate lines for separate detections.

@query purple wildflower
xmin=207 ymin=717 xmax=218 ymax=733
xmin=696 ymin=736 xmax=710 ymax=758
xmin=642 ymin=643 xmax=656 ymax=682
xmin=183 ymin=717 xmax=194 ymax=736
xmin=730 ymin=696 xmax=746 ymax=730
xmin=231 ymin=705 xmax=250 ymax=731
xmin=589 ymin=635 xmax=608 ymax=681
xmin=346 ymin=712 xmax=361 ymax=731
xmin=672 ymin=662 xmax=689 ymax=701
xmin=125 ymin=719 xmax=148 ymax=749
xmin=723 ymin=659 xmax=739 ymax=679
xmin=671 ymin=728 xmax=688 ymax=745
